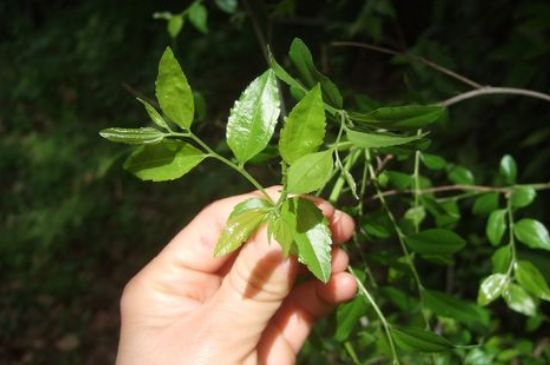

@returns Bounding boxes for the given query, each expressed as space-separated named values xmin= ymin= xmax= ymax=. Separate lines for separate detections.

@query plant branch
xmin=372 ymin=182 xmax=550 ymax=200
xmin=349 ymin=266 xmax=400 ymax=365
xmin=186 ymin=133 xmax=274 ymax=204
xmin=330 ymin=41 xmax=483 ymax=89
xmin=442 ymin=86 xmax=550 ymax=106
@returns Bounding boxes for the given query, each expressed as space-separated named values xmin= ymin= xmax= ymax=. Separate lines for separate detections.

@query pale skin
xmin=116 ymin=187 xmax=357 ymax=365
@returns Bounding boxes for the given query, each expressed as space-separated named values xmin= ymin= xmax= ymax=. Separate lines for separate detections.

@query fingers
xmin=258 ymin=269 xmax=357 ymax=363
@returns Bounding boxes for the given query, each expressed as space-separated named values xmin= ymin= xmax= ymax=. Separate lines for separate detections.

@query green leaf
xmin=287 ymin=150 xmax=333 ymax=194
xmin=123 ymin=140 xmax=205 ymax=181
xmin=478 ymin=273 xmax=508 ymax=305
xmin=514 ymin=219 xmax=550 ymax=251
xmin=215 ymin=0 xmax=237 ymax=13
xmin=405 ymin=229 xmax=466 ymax=255
xmin=404 ymin=206 xmax=426 ymax=227
xmin=472 ymin=192 xmax=499 ymax=216
xmin=499 ymin=154 xmax=517 ymax=184
xmin=393 ymin=327 xmax=453 ymax=353
xmin=167 ymin=14 xmax=184 ymax=38
xmin=350 ymin=105 xmax=445 ymax=130
xmin=421 ymin=153 xmax=447 ymax=170
xmin=335 ymin=295 xmax=369 ymax=342
xmin=279 ymin=84 xmax=326 ymax=164
xmin=99 ymin=127 xmax=165 ymax=145
xmin=268 ymin=199 xmax=296 ymax=255
xmin=491 ymin=246 xmax=512 ymax=273
xmin=229 ymin=198 xmax=272 ymax=218
xmin=156 ymin=47 xmax=194 ymax=129
xmin=486 ymin=209 xmax=507 ymax=246
xmin=515 ymin=260 xmax=550 ymax=301
xmin=269 ymin=51 xmax=306 ymax=93
xmin=187 ymin=1 xmax=208 ymax=33
xmin=423 ymin=289 xmax=490 ymax=327
xmin=510 ymin=187 xmax=536 ymax=209
xmin=226 ymin=69 xmax=281 ymax=163
xmin=214 ymin=207 xmax=268 ymax=257
xmin=137 ymin=98 xmax=170 ymax=130
xmin=294 ymin=198 xmax=332 ymax=282
xmin=502 ymin=283 xmax=537 ymax=316
xmin=288 ymin=38 xmax=343 ymax=108
xmin=448 ymin=165 xmax=474 ymax=185
xmin=346 ymin=129 xmax=425 ymax=149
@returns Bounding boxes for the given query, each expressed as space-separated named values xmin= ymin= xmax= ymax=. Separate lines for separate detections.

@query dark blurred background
xmin=1 ymin=0 xmax=549 ymax=363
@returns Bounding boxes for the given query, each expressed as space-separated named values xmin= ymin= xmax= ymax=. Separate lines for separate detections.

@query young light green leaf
xmin=491 ymin=246 xmax=512 ymax=273
xmin=268 ymin=51 xmax=306 ymax=93
xmin=335 ymin=295 xmax=369 ymax=342
xmin=156 ymin=47 xmax=194 ymax=129
xmin=392 ymin=327 xmax=453 ymax=353
xmin=346 ymin=129 xmax=425 ymax=149
xmin=404 ymin=229 xmax=466 ymax=255
xmin=510 ymin=187 xmax=536 ymax=209
xmin=226 ymin=69 xmax=281 ymax=163
xmin=502 ymin=283 xmax=537 ymax=316
xmin=500 ymin=154 xmax=517 ymax=184
xmin=215 ymin=0 xmax=237 ymax=13
xmin=287 ymin=150 xmax=333 ymax=194
xmin=288 ymin=38 xmax=343 ymax=108
xmin=294 ymin=198 xmax=332 ymax=282
xmin=229 ymin=197 xmax=272 ymax=218
xmin=187 ymin=1 xmax=208 ymax=33
xmin=137 ymin=98 xmax=170 ymax=130
xmin=167 ymin=14 xmax=184 ymax=38
xmin=350 ymin=105 xmax=445 ymax=130
xmin=268 ymin=199 xmax=296 ymax=255
xmin=423 ymin=289 xmax=490 ymax=327
xmin=515 ymin=260 xmax=550 ymax=300
xmin=404 ymin=206 xmax=426 ymax=227
xmin=514 ymin=219 xmax=550 ymax=250
xmin=478 ymin=273 xmax=508 ymax=305
xmin=472 ymin=192 xmax=499 ymax=216
xmin=279 ymin=84 xmax=326 ymax=164
xmin=214 ymin=207 xmax=269 ymax=257
xmin=99 ymin=127 xmax=165 ymax=145
xmin=421 ymin=153 xmax=447 ymax=170
xmin=123 ymin=140 xmax=205 ymax=181
xmin=486 ymin=209 xmax=507 ymax=246
xmin=448 ymin=165 xmax=474 ymax=185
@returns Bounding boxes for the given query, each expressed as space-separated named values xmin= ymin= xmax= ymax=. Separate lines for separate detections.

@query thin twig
xmin=330 ymin=41 xmax=483 ymax=89
xmin=372 ymin=182 xmax=550 ymax=200
xmin=442 ymin=87 xmax=550 ymax=107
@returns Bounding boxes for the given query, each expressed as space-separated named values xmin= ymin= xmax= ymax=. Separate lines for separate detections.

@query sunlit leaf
xmin=514 ymin=219 xmax=550 ymax=251
xmin=137 ymin=98 xmax=170 ymax=130
xmin=478 ymin=273 xmax=508 ymax=305
xmin=486 ymin=209 xmax=507 ymax=245
xmin=156 ymin=47 xmax=194 ymax=129
xmin=293 ymin=198 xmax=332 ymax=282
xmin=502 ymin=283 xmax=537 ymax=316
xmin=510 ymin=187 xmax=536 ymax=209
xmin=226 ymin=69 xmax=281 ymax=163
xmin=279 ymin=84 xmax=326 ymax=164
xmin=123 ymin=140 xmax=205 ymax=181
xmin=287 ymin=150 xmax=333 ymax=194
xmin=515 ymin=260 xmax=550 ymax=301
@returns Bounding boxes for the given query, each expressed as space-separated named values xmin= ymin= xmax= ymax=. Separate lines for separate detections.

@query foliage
xmin=3 ymin=0 xmax=550 ymax=364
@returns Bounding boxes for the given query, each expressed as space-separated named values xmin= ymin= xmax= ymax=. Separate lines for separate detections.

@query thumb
xmin=210 ymin=225 xmax=299 ymax=337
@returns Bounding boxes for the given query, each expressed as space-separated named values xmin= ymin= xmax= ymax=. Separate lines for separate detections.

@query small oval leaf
xmin=486 ymin=209 xmax=507 ymax=246
xmin=478 ymin=273 xmax=508 ymax=306
xmin=515 ymin=260 xmax=550 ymax=301
xmin=502 ymin=283 xmax=537 ymax=316
xmin=514 ymin=219 xmax=550 ymax=251
xmin=510 ymin=187 xmax=536 ymax=209
xmin=287 ymin=150 xmax=333 ymax=194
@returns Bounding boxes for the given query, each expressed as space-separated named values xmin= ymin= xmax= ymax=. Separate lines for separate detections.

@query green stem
xmin=365 ymin=150 xmax=424 ymax=295
xmin=505 ymin=194 xmax=517 ymax=277
xmin=186 ymin=132 xmax=275 ymax=204
xmin=349 ymin=266 xmax=400 ymax=365
xmin=412 ymin=130 xmax=423 ymax=231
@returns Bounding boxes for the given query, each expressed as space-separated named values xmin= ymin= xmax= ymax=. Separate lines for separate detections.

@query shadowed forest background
xmin=1 ymin=0 xmax=549 ymax=364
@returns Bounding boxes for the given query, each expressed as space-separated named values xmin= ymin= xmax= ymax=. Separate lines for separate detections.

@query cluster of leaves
xmin=101 ymin=32 xmax=550 ymax=363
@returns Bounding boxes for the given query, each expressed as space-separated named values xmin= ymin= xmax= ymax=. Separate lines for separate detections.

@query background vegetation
xmin=1 ymin=0 xmax=549 ymax=364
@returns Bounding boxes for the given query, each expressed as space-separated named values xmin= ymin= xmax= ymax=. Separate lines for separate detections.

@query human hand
xmin=116 ymin=187 xmax=357 ymax=365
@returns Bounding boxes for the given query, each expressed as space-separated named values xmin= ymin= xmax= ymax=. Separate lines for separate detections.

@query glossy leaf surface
xmin=287 ymin=150 xmax=333 ymax=194
xmin=99 ymin=127 xmax=164 ymax=145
